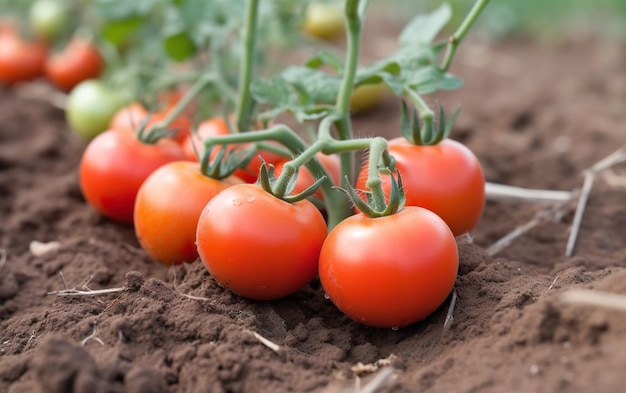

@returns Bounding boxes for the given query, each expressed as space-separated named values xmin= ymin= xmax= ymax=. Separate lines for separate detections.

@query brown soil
xmin=2 ymin=32 xmax=626 ymax=393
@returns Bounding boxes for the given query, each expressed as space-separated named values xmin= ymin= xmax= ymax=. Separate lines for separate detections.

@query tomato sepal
xmin=401 ymin=101 xmax=461 ymax=146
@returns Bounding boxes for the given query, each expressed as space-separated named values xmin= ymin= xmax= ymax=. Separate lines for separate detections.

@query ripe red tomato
xmin=109 ymin=103 xmax=149 ymax=133
xmin=319 ymin=207 xmax=459 ymax=328
xmin=45 ymin=38 xmax=104 ymax=92
xmin=0 ymin=32 xmax=47 ymax=86
xmin=181 ymin=117 xmax=285 ymax=183
xmin=134 ymin=161 xmax=242 ymax=265
xmin=79 ymin=129 xmax=186 ymax=224
xmin=274 ymin=153 xmax=341 ymax=199
xmin=357 ymin=138 xmax=485 ymax=236
xmin=196 ymin=183 xmax=327 ymax=300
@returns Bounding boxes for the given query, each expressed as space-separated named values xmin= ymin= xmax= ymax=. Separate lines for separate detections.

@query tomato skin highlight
xmin=0 ymin=33 xmax=47 ymax=86
xmin=109 ymin=103 xmax=149 ymax=133
xmin=45 ymin=38 xmax=104 ymax=92
xmin=196 ymin=184 xmax=328 ymax=300
xmin=319 ymin=207 xmax=459 ymax=328
xmin=79 ymin=129 xmax=187 ymax=224
xmin=134 ymin=161 xmax=242 ymax=265
xmin=357 ymin=138 xmax=485 ymax=236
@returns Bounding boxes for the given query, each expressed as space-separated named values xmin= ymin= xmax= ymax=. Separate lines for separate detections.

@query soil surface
xmin=1 ymin=30 xmax=626 ymax=393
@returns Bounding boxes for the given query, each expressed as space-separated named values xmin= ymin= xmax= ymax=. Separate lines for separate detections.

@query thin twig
xmin=80 ymin=322 xmax=105 ymax=346
xmin=58 ymin=271 xmax=68 ymax=290
xmin=565 ymin=172 xmax=594 ymax=257
xmin=548 ymin=274 xmax=560 ymax=290
xmin=486 ymin=203 xmax=571 ymax=256
xmin=566 ymin=146 xmax=626 ymax=257
xmin=561 ymin=289 xmax=626 ymax=313
xmin=357 ymin=367 xmax=395 ymax=393
xmin=485 ymin=182 xmax=573 ymax=203
xmin=47 ymin=287 xmax=126 ymax=296
xmin=171 ymin=267 xmax=214 ymax=302
xmin=249 ymin=331 xmax=281 ymax=353
xmin=443 ymin=287 xmax=458 ymax=331
xmin=0 ymin=249 xmax=6 ymax=271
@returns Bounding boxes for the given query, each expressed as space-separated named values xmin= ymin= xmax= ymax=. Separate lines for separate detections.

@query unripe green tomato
xmin=29 ymin=0 xmax=70 ymax=42
xmin=302 ymin=1 xmax=345 ymax=40
xmin=66 ymin=79 xmax=131 ymax=140
xmin=349 ymin=83 xmax=387 ymax=113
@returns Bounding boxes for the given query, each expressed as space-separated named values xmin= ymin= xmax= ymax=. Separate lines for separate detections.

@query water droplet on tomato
xmin=246 ymin=195 xmax=255 ymax=203
xmin=232 ymin=198 xmax=242 ymax=207
xmin=391 ymin=326 xmax=399 ymax=331
xmin=323 ymin=293 xmax=330 ymax=300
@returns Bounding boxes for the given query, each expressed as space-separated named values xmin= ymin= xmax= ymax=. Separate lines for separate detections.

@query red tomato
xmin=182 ymin=117 xmax=285 ymax=183
xmin=196 ymin=183 xmax=327 ymax=300
xmin=109 ymin=103 xmax=149 ymax=133
xmin=274 ymin=153 xmax=341 ymax=199
xmin=319 ymin=207 xmax=458 ymax=328
xmin=79 ymin=129 xmax=186 ymax=224
xmin=0 ymin=33 xmax=47 ymax=86
xmin=45 ymin=38 xmax=104 ymax=92
xmin=357 ymin=138 xmax=485 ymax=236
xmin=108 ymin=102 xmax=190 ymax=143
xmin=134 ymin=161 xmax=242 ymax=265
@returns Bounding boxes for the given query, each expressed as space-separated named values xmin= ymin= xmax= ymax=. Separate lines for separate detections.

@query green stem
xmin=156 ymin=73 xmax=216 ymax=128
xmin=273 ymin=139 xmax=327 ymax=198
xmin=440 ymin=0 xmax=491 ymax=72
xmin=235 ymin=0 xmax=260 ymax=133
xmin=335 ymin=0 xmax=362 ymax=119
xmin=364 ymin=137 xmax=389 ymax=211
xmin=404 ymin=87 xmax=434 ymax=137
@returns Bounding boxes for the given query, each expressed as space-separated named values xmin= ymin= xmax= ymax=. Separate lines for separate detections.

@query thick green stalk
xmin=235 ymin=0 xmax=260 ymax=132
xmin=440 ymin=0 xmax=491 ymax=72
xmin=334 ymin=0 xmax=365 ymax=186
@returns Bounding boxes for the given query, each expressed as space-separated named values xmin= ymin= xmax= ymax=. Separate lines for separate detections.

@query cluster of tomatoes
xmin=0 ymin=22 xmax=103 ymax=94
xmin=77 ymin=94 xmax=484 ymax=329
xmin=2 ymin=1 xmax=488 ymax=329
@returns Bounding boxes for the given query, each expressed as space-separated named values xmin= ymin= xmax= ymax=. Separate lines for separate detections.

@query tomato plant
xmin=357 ymin=137 xmax=485 ymax=236
xmin=196 ymin=183 xmax=327 ymax=300
xmin=45 ymin=37 xmax=104 ymax=92
xmin=66 ymin=79 xmax=130 ymax=139
xmin=0 ymin=32 xmax=47 ymax=86
xmin=79 ymin=129 xmax=186 ymax=223
xmin=319 ymin=206 xmax=458 ymax=328
xmin=134 ymin=161 xmax=242 ymax=265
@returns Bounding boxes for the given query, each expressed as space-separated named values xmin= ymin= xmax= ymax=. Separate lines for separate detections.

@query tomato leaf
xmin=305 ymin=51 xmax=344 ymax=73
xmin=404 ymin=66 xmax=462 ymax=95
xmin=399 ymin=3 xmax=452 ymax=46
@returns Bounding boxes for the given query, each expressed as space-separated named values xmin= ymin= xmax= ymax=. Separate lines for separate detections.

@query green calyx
xmin=400 ymin=101 xmax=461 ymax=146
xmin=199 ymin=145 xmax=255 ymax=180
xmin=257 ymin=161 xmax=327 ymax=204
xmin=345 ymin=170 xmax=406 ymax=218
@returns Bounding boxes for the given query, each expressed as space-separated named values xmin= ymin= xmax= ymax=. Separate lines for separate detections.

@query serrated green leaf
xmin=405 ymin=66 xmax=463 ymax=95
xmin=251 ymin=77 xmax=296 ymax=106
xmin=281 ymin=66 xmax=341 ymax=104
xmin=399 ymin=3 xmax=452 ymax=46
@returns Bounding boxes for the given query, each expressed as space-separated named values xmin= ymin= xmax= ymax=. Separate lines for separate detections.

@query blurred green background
xmin=385 ymin=0 xmax=626 ymax=40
